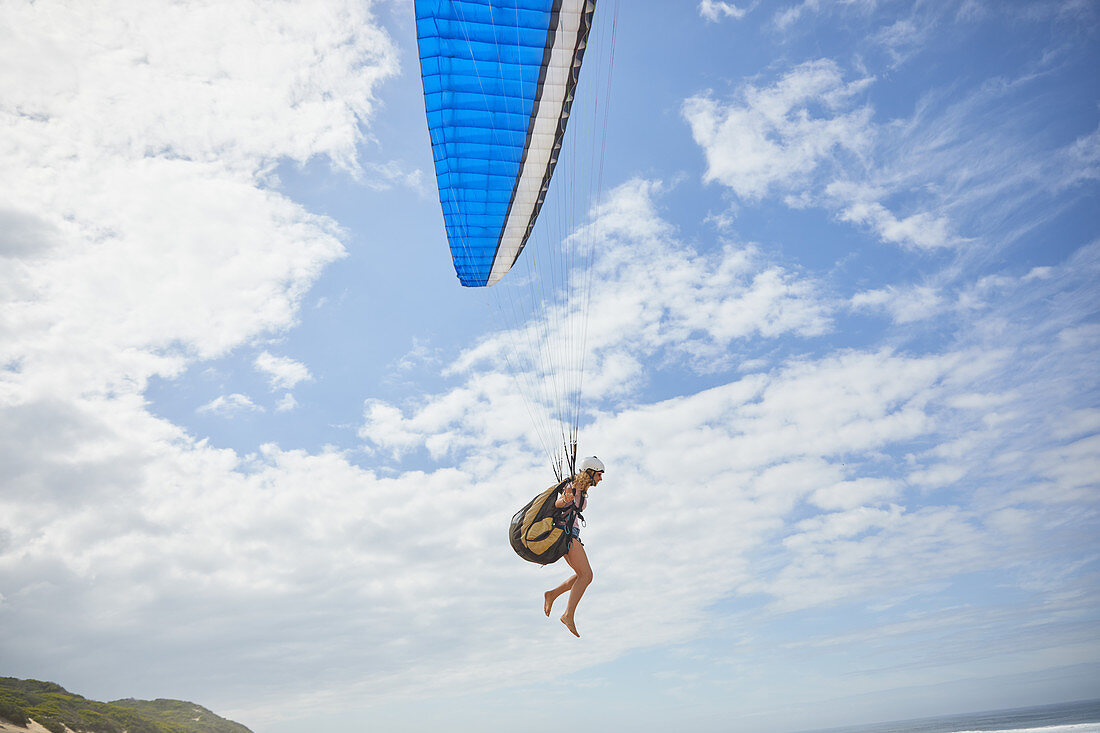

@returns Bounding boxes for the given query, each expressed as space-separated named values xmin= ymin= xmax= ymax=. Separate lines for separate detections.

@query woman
xmin=543 ymin=456 xmax=605 ymax=637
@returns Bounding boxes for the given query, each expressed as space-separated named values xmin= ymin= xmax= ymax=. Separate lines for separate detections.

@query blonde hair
xmin=570 ymin=468 xmax=599 ymax=494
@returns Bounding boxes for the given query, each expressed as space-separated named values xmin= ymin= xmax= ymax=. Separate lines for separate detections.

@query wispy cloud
xmin=361 ymin=160 xmax=424 ymax=191
xmin=197 ymin=393 xmax=264 ymax=416
xmin=682 ymin=59 xmax=971 ymax=253
xmin=851 ymin=284 xmax=946 ymax=323
xmin=699 ymin=0 xmax=754 ymax=22
xmin=774 ymin=0 xmax=881 ymax=31
xmin=685 ymin=42 xmax=1099 ymax=265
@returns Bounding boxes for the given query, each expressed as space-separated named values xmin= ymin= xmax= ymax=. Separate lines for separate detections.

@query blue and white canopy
xmin=415 ymin=0 xmax=597 ymax=287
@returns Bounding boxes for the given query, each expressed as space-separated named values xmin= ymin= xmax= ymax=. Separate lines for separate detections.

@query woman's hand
xmin=556 ymin=486 xmax=575 ymax=508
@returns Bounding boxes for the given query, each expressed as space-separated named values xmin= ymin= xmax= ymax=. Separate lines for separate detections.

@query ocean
xmin=796 ymin=698 xmax=1100 ymax=733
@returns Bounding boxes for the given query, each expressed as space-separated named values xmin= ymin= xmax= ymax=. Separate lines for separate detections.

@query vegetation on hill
xmin=109 ymin=699 xmax=252 ymax=733
xmin=0 ymin=678 xmax=252 ymax=733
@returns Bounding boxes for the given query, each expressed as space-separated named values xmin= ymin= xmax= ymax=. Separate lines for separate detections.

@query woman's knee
xmin=578 ymin=566 xmax=594 ymax=585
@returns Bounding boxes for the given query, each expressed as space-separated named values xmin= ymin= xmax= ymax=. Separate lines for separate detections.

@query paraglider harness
xmin=508 ymin=477 xmax=586 ymax=565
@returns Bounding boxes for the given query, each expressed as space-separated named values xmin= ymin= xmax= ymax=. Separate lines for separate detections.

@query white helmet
xmin=577 ymin=456 xmax=605 ymax=474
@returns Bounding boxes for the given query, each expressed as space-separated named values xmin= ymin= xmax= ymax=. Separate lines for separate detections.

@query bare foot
xmin=560 ymin=615 xmax=580 ymax=637
xmin=544 ymin=591 xmax=555 ymax=617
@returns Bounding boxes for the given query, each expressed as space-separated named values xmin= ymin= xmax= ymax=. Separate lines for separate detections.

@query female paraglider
xmin=543 ymin=456 xmax=605 ymax=637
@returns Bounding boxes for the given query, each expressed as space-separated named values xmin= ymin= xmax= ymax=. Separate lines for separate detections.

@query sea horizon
xmin=793 ymin=698 xmax=1100 ymax=733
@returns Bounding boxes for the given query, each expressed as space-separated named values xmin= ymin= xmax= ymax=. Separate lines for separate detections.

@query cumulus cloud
xmin=583 ymin=180 xmax=833 ymax=355
xmin=1 ymin=0 xmax=1097 ymax=726
xmin=0 ymin=208 xmax=63 ymax=259
xmin=254 ymin=352 xmax=313 ymax=391
xmin=362 ymin=179 xmax=834 ymax=460
xmin=683 ymin=60 xmax=874 ymax=201
xmin=349 ymin=214 xmax=1099 ymax=679
xmin=3 ymin=185 xmax=1097 ymax=726
xmin=354 ymin=174 xmax=1099 ymax=657
xmin=827 ymin=181 xmax=956 ymax=250
xmin=0 ymin=0 xmax=403 ymax=706
xmin=0 ymin=0 xmax=399 ymax=402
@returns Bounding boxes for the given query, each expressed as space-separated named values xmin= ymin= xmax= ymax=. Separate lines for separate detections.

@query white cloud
xmin=873 ymin=18 xmax=924 ymax=52
xmin=774 ymin=0 xmax=820 ymax=29
xmin=584 ymin=180 xmax=833 ymax=353
xmin=683 ymin=60 xmax=874 ymax=201
xmin=337 ymin=179 xmax=1099 ymax=715
xmin=197 ymin=393 xmax=263 ymax=416
xmin=956 ymin=0 xmax=988 ymax=23
xmin=352 ymin=192 xmax=1099 ymax=670
xmin=2 ymin=190 xmax=1097 ymax=725
xmin=0 ymin=0 xmax=396 ymax=173
xmin=275 ymin=393 xmax=299 ymax=412
xmin=0 ymin=1 xmax=1097 ymax=725
xmin=1030 ymin=434 xmax=1100 ymax=504
xmin=352 ymin=219 xmax=1100 ymax=650
xmin=828 ymin=182 xmax=956 ymax=249
xmin=0 ymin=0 xmax=403 ymax=705
xmin=684 ymin=52 xmax=1099 ymax=259
xmin=699 ymin=0 xmax=752 ymax=22
xmin=1065 ymin=123 xmax=1100 ymax=185
xmin=682 ymin=59 xmax=975 ymax=254
xmin=254 ymin=352 xmax=313 ymax=391
xmin=1023 ymin=266 xmax=1054 ymax=281
xmin=753 ymin=504 xmax=990 ymax=611
xmin=364 ymin=179 xmax=834 ymax=461
xmin=810 ymin=478 xmax=901 ymax=510
xmin=391 ymin=337 xmax=442 ymax=374
xmin=851 ymin=284 xmax=945 ymax=323
xmin=774 ymin=0 xmax=880 ymax=31
xmin=361 ymin=160 xmax=425 ymax=191
xmin=0 ymin=208 xmax=63 ymax=259
xmin=0 ymin=0 xmax=399 ymax=402
xmin=1052 ymin=408 xmax=1100 ymax=441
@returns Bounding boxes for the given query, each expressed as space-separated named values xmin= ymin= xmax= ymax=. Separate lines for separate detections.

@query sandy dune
xmin=0 ymin=720 xmax=66 ymax=733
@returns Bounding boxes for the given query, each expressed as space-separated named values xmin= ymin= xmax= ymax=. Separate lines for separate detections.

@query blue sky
xmin=1 ymin=1 xmax=1098 ymax=732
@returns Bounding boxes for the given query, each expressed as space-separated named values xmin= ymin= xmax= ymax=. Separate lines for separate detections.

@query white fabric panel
xmin=487 ymin=0 xmax=590 ymax=286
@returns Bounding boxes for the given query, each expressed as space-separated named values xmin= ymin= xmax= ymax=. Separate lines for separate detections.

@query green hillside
xmin=109 ymin=699 xmax=252 ymax=733
xmin=0 ymin=678 xmax=253 ymax=733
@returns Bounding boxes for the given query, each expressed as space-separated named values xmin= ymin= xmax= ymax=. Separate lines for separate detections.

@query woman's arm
xmin=555 ymin=482 xmax=575 ymax=509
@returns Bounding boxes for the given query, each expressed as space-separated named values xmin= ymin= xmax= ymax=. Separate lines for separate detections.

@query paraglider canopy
xmin=414 ymin=0 xmax=615 ymax=478
xmin=415 ymin=0 xmax=596 ymax=287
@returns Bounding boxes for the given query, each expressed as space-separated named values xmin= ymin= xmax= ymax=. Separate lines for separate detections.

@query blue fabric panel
xmin=415 ymin=0 xmax=557 ymax=287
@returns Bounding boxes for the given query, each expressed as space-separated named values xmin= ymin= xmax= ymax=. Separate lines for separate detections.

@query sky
xmin=1 ymin=1 xmax=1098 ymax=732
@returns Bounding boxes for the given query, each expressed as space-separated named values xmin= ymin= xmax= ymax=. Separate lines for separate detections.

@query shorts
xmin=557 ymin=519 xmax=582 ymax=544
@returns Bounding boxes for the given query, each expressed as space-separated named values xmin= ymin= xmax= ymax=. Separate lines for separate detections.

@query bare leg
xmin=559 ymin=541 xmax=592 ymax=637
xmin=544 ymin=575 xmax=575 ymax=617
